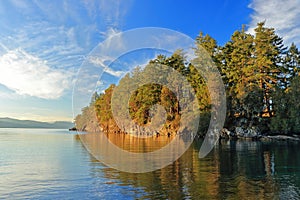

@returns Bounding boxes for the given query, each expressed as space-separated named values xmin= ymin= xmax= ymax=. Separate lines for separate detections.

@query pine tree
xmin=75 ymin=22 xmax=300 ymax=136
xmin=195 ymin=32 xmax=218 ymax=58
xmin=218 ymin=26 xmax=263 ymax=127
xmin=271 ymin=77 xmax=300 ymax=134
xmin=281 ymin=43 xmax=300 ymax=88
xmin=253 ymin=22 xmax=286 ymax=117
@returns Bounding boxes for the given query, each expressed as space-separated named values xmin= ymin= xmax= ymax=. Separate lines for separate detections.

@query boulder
xmin=229 ymin=130 xmax=237 ymax=138
xmin=220 ymin=128 xmax=236 ymax=139
xmin=220 ymin=128 xmax=230 ymax=139
xmin=235 ymin=126 xmax=261 ymax=139
xmin=235 ymin=127 xmax=245 ymax=137
xmin=247 ymin=127 xmax=260 ymax=138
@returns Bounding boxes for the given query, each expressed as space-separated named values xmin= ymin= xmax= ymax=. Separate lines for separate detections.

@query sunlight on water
xmin=0 ymin=129 xmax=300 ymax=199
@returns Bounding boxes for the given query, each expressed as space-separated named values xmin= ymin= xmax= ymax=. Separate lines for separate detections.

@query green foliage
xmin=74 ymin=94 xmax=101 ymax=132
xmin=253 ymin=22 xmax=286 ymax=117
xmin=94 ymin=84 xmax=118 ymax=133
xmin=75 ymin=22 xmax=300 ymax=136
xmin=271 ymin=77 xmax=300 ymax=134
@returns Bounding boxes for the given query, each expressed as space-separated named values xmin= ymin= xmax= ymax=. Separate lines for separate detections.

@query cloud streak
xmin=83 ymin=0 xmax=133 ymax=29
xmin=0 ymin=0 xmax=134 ymax=120
xmin=0 ymin=48 xmax=72 ymax=99
xmin=88 ymin=55 xmax=125 ymax=77
xmin=248 ymin=0 xmax=300 ymax=45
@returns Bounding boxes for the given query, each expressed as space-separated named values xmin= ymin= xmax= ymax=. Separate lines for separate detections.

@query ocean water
xmin=0 ymin=128 xmax=300 ymax=199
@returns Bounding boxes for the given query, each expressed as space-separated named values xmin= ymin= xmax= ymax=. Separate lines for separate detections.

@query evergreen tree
xmin=271 ymin=77 xmax=300 ymax=134
xmin=281 ymin=43 xmax=300 ymax=88
xmin=74 ymin=22 xmax=300 ymax=136
xmin=195 ymin=32 xmax=218 ymax=58
xmin=253 ymin=22 xmax=286 ymax=117
xmin=221 ymin=27 xmax=260 ymax=127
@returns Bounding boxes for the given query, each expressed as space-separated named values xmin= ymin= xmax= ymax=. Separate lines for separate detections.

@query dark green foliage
xmin=271 ymin=77 xmax=300 ymax=134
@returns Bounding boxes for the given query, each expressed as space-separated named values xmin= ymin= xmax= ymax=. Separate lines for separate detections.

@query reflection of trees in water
xmin=218 ymin=140 xmax=279 ymax=199
xmin=75 ymin=135 xmax=300 ymax=199
xmin=94 ymin=140 xmax=221 ymax=199
xmin=104 ymin=133 xmax=176 ymax=153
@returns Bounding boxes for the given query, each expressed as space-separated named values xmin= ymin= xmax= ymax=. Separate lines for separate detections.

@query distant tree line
xmin=75 ymin=22 xmax=300 ymax=136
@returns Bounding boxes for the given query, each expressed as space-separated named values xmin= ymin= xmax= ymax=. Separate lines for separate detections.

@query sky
xmin=0 ymin=0 xmax=299 ymax=122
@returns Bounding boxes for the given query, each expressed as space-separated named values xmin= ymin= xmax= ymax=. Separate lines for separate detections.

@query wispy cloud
xmin=248 ymin=0 xmax=300 ymax=45
xmin=0 ymin=0 xmax=134 ymax=120
xmin=0 ymin=48 xmax=72 ymax=99
xmin=88 ymin=55 xmax=125 ymax=77
xmin=82 ymin=0 xmax=133 ymax=29
xmin=1 ymin=22 xmax=86 ymax=70
xmin=0 ymin=90 xmax=20 ymax=99
xmin=0 ymin=0 xmax=134 ymax=72
xmin=104 ymin=68 xmax=125 ymax=77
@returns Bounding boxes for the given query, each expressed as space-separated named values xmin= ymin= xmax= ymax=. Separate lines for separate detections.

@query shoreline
xmin=219 ymin=127 xmax=300 ymax=142
xmin=218 ymin=135 xmax=300 ymax=142
xmin=74 ymin=128 xmax=300 ymax=142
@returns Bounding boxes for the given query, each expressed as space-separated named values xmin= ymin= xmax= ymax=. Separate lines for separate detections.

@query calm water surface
xmin=0 ymin=128 xmax=300 ymax=199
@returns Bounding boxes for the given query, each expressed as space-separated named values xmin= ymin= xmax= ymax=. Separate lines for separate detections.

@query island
xmin=75 ymin=22 xmax=300 ymax=141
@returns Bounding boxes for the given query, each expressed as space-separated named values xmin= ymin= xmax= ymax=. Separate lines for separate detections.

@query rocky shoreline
xmin=220 ymin=127 xmax=300 ymax=141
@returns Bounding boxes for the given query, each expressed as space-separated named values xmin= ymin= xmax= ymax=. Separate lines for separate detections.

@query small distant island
xmin=75 ymin=22 xmax=300 ymax=140
xmin=0 ymin=117 xmax=74 ymax=129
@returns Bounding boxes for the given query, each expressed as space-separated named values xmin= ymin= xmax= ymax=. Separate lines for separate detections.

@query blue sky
xmin=0 ymin=0 xmax=299 ymax=122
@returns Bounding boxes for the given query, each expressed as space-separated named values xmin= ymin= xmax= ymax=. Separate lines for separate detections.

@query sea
xmin=0 ymin=128 xmax=300 ymax=199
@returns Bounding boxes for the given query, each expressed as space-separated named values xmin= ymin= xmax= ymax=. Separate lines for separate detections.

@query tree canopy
xmin=75 ymin=22 xmax=300 ymax=136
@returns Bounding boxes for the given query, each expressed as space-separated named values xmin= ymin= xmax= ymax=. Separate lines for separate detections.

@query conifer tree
xmin=253 ymin=22 xmax=286 ymax=117
xmin=223 ymin=27 xmax=262 ymax=126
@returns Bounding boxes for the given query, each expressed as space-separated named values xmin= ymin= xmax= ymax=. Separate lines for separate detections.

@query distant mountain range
xmin=0 ymin=117 xmax=74 ymax=129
